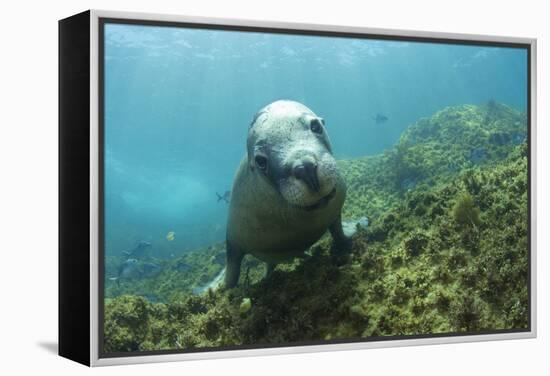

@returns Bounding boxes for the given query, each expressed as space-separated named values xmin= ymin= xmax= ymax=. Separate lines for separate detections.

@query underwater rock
xmin=142 ymin=262 xmax=162 ymax=278
xmin=103 ymin=296 xmax=151 ymax=352
xmin=446 ymin=161 xmax=461 ymax=173
xmin=176 ymin=264 xmax=192 ymax=273
xmin=488 ymin=131 xmax=526 ymax=146
xmin=175 ymin=261 xmax=192 ymax=273
xmin=103 ymin=103 xmax=529 ymax=352
xmin=511 ymin=131 xmax=527 ymax=145
xmin=400 ymin=178 xmax=417 ymax=191
xmin=488 ymin=132 xmax=511 ymax=146
xmin=469 ymin=147 xmax=487 ymax=164
xmin=403 ymin=231 xmax=429 ymax=257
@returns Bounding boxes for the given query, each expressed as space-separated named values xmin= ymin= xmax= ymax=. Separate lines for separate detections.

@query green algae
xmin=103 ymin=102 xmax=529 ymax=353
xmin=239 ymin=298 xmax=252 ymax=315
xmin=452 ymin=192 xmax=482 ymax=229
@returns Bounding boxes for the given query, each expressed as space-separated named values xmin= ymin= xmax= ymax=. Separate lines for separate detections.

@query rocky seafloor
xmin=103 ymin=101 xmax=529 ymax=353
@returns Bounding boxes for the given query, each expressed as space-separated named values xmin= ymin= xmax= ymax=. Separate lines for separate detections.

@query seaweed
xmin=452 ymin=192 xmax=482 ymax=229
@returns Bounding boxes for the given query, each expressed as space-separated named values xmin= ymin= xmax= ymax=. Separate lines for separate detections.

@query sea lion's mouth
xmin=296 ymin=187 xmax=336 ymax=211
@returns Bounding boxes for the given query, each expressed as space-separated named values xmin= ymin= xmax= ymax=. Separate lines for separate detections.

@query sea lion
xmin=225 ymin=100 xmax=351 ymax=288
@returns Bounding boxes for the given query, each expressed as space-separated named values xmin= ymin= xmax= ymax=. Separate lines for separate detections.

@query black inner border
xmin=97 ymin=16 xmax=532 ymax=359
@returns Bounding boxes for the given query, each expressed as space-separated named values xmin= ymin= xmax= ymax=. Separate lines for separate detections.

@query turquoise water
xmin=103 ymin=23 xmax=527 ymax=259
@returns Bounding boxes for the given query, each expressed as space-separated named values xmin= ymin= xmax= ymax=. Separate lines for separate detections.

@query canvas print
xmin=101 ymin=21 xmax=529 ymax=355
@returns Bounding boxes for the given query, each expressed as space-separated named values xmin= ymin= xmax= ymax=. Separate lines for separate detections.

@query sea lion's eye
xmin=310 ymin=118 xmax=323 ymax=134
xmin=255 ymin=155 xmax=268 ymax=170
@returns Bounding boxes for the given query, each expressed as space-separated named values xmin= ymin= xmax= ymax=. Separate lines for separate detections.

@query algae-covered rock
xmin=103 ymin=103 xmax=529 ymax=352
xmin=104 ymin=295 xmax=151 ymax=352
xmin=105 ymin=243 xmax=226 ymax=302
xmin=340 ymin=102 xmax=526 ymax=222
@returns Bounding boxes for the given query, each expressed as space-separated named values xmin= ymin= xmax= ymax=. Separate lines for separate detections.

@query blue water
xmin=103 ymin=23 xmax=527 ymax=258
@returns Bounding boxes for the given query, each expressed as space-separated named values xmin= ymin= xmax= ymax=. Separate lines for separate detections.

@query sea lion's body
xmin=227 ymin=159 xmax=346 ymax=265
xmin=225 ymin=100 xmax=350 ymax=287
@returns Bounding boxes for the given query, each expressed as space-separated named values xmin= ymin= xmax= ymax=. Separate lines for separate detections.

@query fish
xmin=166 ymin=231 xmax=176 ymax=241
xmin=109 ymin=258 xmax=139 ymax=285
xmin=216 ymin=190 xmax=231 ymax=204
xmin=373 ymin=113 xmax=389 ymax=124
xmin=109 ymin=259 xmax=162 ymax=284
xmin=122 ymin=240 xmax=151 ymax=259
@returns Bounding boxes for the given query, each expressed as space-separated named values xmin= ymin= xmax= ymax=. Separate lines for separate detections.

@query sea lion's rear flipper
xmin=225 ymin=243 xmax=244 ymax=288
xmin=329 ymin=214 xmax=352 ymax=254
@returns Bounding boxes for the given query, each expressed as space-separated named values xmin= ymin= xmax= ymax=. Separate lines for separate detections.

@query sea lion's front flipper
xmin=225 ymin=243 xmax=244 ymax=288
xmin=329 ymin=214 xmax=352 ymax=254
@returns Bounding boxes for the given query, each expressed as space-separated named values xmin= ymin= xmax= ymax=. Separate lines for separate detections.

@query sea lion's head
xmin=247 ymin=100 xmax=344 ymax=211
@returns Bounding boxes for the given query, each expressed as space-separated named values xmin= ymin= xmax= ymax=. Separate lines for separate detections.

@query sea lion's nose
xmin=293 ymin=160 xmax=320 ymax=192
